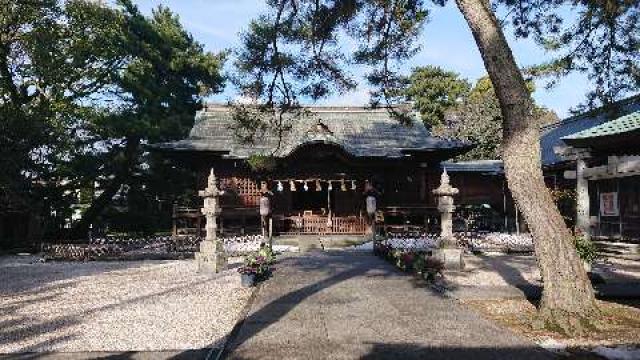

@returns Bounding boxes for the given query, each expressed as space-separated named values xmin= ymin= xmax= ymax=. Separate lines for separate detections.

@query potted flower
xmin=423 ymin=256 xmax=445 ymax=282
xmin=238 ymin=265 xmax=257 ymax=287
xmin=252 ymin=255 xmax=271 ymax=281
xmin=392 ymin=249 xmax=403 ymax=266
xmin=413 ymin=255 xmax=426 ymax=277
xmin=239 ymin=252 xmax=273 ymax=287
xmin=258 ymin=244 xmax=276 ymax=265
xmin=400 ymin=251 xmax=415 ymax=272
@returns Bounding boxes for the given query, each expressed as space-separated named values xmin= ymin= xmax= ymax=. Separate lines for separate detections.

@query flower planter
xmin=241 ymin=273 xmax=256 ymax=287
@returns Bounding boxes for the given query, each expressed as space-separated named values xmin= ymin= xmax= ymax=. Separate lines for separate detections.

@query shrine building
xmin=152 ymin=104 xmax=516 ymax=239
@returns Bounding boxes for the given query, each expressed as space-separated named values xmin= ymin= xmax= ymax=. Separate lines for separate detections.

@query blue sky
xmin=134 ymin=0 xmax=593 ymax=118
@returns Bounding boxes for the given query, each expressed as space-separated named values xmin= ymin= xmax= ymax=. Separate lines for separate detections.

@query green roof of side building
xmin=561 ymin=110 xmax=640 ymax=151
xmin=540 ymin=94 xmax=640 ymax=166
xmin=562 ymin=111 xmax=640 ymax=140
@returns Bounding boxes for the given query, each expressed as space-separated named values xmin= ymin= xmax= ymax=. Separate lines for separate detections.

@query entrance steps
xmin=594 ymin=239 xmax=640 ymax=262
xmin=274 ymin=235 xmax=369 ymax=252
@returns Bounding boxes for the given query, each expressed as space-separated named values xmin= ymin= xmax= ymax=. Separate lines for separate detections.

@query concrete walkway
xmin=225 ymin=251 xmax=554 ymax=360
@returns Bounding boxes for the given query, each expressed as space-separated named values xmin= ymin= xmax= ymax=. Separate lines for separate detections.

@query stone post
xmin=555 ymin=146 xmax=592 ymax=239
xmin=195 ymin=168 xmax=227 ymax=274
xmin=576 ymin=158 xmax=591 ymax=240
xmin=432 ymin=169 xmax=464 ymax=269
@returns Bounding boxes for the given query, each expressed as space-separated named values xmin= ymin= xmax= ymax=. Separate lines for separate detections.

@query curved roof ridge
xmin=201 ymin=103 xmax=414 ymax=114
xmin=153 ymin=105 xmax=470 ymax=159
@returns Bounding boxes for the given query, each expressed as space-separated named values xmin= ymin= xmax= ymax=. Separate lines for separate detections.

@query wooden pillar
xmin=502 ymin=179 xmax=508 ymax=232
xmin=172 ymin=203 xmax=177 ymax=236
xmin=419 ymin=168 xmax=427 ymax=201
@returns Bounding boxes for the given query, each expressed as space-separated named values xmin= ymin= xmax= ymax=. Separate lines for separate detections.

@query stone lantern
xmin=195 ymin=168 xmax=227 ymax=273
xmin=365 ymin=194 xmax=377 ymax=240
xmin=432 ymin=169 xmax=464 ymax=269
xmin=259 ymin=182 xmax=273 ymax=247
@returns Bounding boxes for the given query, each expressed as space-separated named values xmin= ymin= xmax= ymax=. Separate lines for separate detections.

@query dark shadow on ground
xmin=226 ymin=342 xmax=557 ymax=360
xmin=0 ymin=349 xmax=213 ymax=360
xmin=358 ymin=342 xmax=558 ymax=360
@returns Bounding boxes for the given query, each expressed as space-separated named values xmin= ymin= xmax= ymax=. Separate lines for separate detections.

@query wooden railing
xmin=275 ymin=215 xmax=367 ymax=235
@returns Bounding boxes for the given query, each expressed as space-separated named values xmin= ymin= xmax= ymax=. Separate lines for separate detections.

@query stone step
xmin=594 ymin=241 xmax=640 ymax=248
xmin=593 ymin=240 xmax=640 ymax=262
xmin=601 ymin=253 xmax=640 ymax=262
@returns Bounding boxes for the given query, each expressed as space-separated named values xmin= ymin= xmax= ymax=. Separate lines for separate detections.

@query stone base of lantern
xmin=196 ymin=240 xmax=227 ymax=274
xmin=433 ymin=247 xmax=464 ymax=270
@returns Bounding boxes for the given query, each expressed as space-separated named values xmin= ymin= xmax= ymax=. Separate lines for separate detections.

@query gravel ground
xmin=447 ymin=254 xmax=640 ymax=288
xmin=0 ymin=256 xmax=252 ymax=353
xmin=462 ymin=298 xmax=640 ymax=358
xmin=447 ymin=254 xmax=542 ymax=287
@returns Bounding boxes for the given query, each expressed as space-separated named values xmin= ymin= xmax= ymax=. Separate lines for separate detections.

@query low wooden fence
xmin=41 ymin=234 xmax=266 ymax=261
xmin=275 ymin=215 xmax=367 ymax=235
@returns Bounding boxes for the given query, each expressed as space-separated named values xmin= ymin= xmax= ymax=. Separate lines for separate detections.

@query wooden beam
xmin=583 ymin=156 xmax=640 ymax=180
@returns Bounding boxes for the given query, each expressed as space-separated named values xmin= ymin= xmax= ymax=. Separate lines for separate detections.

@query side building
xmin=541 ymin=94 xmax=640 ymax=241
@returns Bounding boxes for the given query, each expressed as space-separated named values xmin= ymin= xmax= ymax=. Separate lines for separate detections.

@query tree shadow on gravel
xmin=436 ymin=254 xmax=542 ymax=304
xmin=0 ymin=259 xmax=153 ymax=294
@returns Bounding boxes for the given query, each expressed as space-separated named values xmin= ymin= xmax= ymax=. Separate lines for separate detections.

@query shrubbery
xmin=373 ymin=242 xmax=444 ymax=282
xmin=573 ymin=235 xmax=598 ymax=264
xmin=238 ymin=243 xmax=277 ymax=282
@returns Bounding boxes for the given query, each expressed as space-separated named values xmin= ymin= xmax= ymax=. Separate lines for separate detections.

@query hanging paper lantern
xmin=277 ymin=181 xmax=284 ymax=192
xmin=259 ymin=195 xmax=271 ymax=216
xmin=290 ymin=180 xmax=296 ymax=192
xmin=366 ymin=195 xmax=377 ymax=216
xmin=303 ymin=181 xmax=309 ymax=191
xmin=315 ymin=179 xmax=322 ymax=191
xmin=340 ymin=179 xmax=347 ymax=192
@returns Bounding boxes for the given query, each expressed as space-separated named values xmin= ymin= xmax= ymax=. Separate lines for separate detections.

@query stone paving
xmin=225 ymin=251 xmax=555 ymax=360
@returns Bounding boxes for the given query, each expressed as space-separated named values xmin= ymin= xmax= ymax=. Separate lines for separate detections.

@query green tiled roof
xmin=562 ymin=111 xmax=640 ymax=140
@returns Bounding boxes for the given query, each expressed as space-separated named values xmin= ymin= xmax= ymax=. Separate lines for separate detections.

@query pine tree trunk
xmin=454 ymin=0 xmax=598 ymax=332
xmin=69 ymin=137 xmax=140 ymax=241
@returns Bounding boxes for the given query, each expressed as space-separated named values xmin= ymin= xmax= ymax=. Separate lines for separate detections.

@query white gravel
xmin=446 ymin=254 xmax=542 ymax=287
xmin=0 ymin=256 xmax=252 ymax=353
xmin=447 ymin=254 xmax=640 ymax=287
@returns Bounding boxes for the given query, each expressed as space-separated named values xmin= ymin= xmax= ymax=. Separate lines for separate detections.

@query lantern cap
xmin=432 ymin=168 xmax=459 ymax=196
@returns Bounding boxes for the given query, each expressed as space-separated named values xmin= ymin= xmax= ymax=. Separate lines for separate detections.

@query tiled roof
xmin=540 ymin=95 xmax=640 ymax=166
xmin=153 ymin=105 xmax=470 ymax=159
xmin=562 ymin=111 xmax=640 ymax=140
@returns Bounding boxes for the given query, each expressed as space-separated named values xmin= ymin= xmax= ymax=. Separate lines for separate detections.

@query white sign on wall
xmin=600 ymin=192 xmax=619 ymax=217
